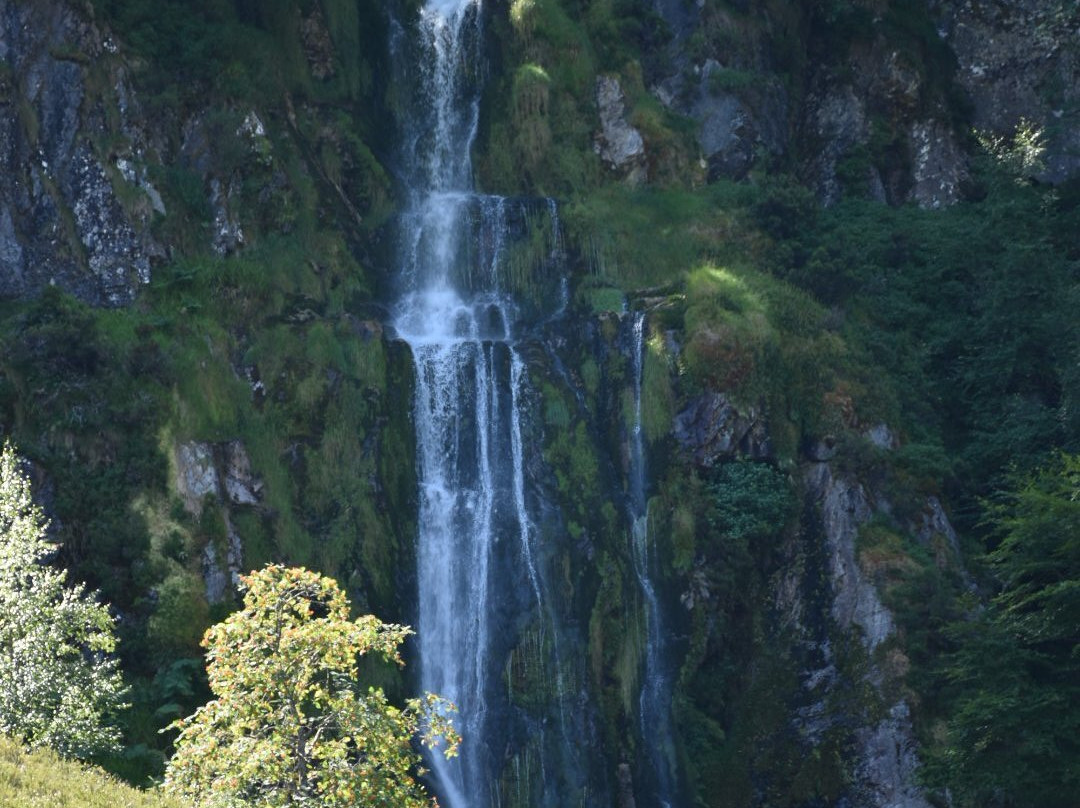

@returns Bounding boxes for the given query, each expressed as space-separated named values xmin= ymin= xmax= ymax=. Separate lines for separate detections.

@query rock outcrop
xmin=932 ymin=0 xmax=1080 ymax=183
xmin=594 ymin=75 xmax=646 ymax=183
xmin=174 ymin=439 xmax=263 ymax=603
xmin=0 ymin=0 xmax=159 ymax=305
xmin=673 ymin=392 xmax=772 ymax=465
xmin=805 ymin=461 xmax=895 ymax=650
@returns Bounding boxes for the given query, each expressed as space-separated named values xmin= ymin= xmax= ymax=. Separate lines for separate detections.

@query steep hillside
xmin=0 ymin=1 xmax=1076 ymax=806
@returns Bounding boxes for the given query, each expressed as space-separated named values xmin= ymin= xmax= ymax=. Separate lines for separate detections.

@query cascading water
xmin=392 ymin=1 xmax=585 ymax=805
xmin=628 ymin=311 xmax=680 ymax=807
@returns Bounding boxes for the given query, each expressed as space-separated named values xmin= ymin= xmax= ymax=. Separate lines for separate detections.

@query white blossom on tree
xmin=0 ymin=441 xmax=126 ymax=758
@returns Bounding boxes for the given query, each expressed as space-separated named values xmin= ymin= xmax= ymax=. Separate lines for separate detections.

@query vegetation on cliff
xmin=0 ymin=0 xmax=1076 ymax=806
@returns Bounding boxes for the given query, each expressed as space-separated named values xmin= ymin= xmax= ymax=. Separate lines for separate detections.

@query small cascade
xmin=628 ymin=311 xmax=680 ymax=807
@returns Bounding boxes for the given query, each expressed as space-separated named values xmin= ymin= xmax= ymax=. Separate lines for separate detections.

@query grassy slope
xmin=0 ymin=737 xmax=179 ymax=808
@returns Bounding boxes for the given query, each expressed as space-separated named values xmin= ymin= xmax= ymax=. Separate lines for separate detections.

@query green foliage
xmin=930 ymin=455 xmax=1080 ymax=807
xmin=0 ymin=735 xmax=181 ymax=808
xmin=668 ymin=461 xmax=798 ymax=805
xmin=681 ymin=263 xmax=855 ymax=456
xmin=793 ymin=163 xmax=1080 ymax=527
xmin=0 ymin=289 xmax=168 ymax=607
xmin=0 ymin=442 xmax=127 ymax=760
xmin=855 ymin=518 xmax=965 ymax=697
xmin=164 ymin=565 xmax=458 ymax=807
xmin=146 ymin=571 xmax=212 ymax=663
xmin=705 ymin=460 xmax=795 ymax=559
xmin=640 ymin=323 xmax=675 ymax=443
xmin=545 ymin=420 xmax=605 ymax=534
xmin=564 ymin=183 xmax=754 ymax=288
xmin=578 ymin=283 xmax=624 ymax=313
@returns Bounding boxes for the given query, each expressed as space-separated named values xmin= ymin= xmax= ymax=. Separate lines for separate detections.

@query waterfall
xmin=392 ymin=1 xmax=583 ymax=804
xmin=628 ymin=311 xmax=679 ymax=807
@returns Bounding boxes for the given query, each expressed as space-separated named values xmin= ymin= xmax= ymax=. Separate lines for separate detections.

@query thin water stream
xmin=628 ymin=311 xmax=679 ymax=807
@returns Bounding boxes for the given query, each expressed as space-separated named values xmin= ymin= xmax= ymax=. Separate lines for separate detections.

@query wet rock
xmin=673 ymin=391 xmax=771 ymax=466
xmin=594 ymin=76 xmax=646 ymax=183
xmin=616 ymin=763 xmax=637 ymax=808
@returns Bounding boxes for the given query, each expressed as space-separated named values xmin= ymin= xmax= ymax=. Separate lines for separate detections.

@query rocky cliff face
xmin=647 ymin=0 xmax=1077 ymax=205
xmin=0 ymin=0 xmax=160 ymax=305
xmin=670 ymin=387 xmax=947 ymax=807
xmin=932 ymin=0 xmax=1080 ymax=183
xmin=0 ymin=1 xmax=1069 ymax=805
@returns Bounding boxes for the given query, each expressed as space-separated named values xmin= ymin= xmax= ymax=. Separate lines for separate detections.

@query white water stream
xmin=393 ymin=1 xmax=675 ymax=803
xmin=394 ymin=1 xmax=568 ymax=804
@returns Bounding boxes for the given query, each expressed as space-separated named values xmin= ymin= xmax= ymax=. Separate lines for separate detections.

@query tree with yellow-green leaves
xmin=163 ymin=564 xmax=458 ymax=807
xmin=0 ymin=441 xmax=126 ymax=760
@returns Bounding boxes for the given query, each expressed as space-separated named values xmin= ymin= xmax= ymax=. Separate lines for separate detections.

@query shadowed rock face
xmin=646 ymin=0 xmax=1080 ymax=203
xmin=932 ymin=0 xmax=1080 ymax=184
xmin=674 ymin=391 xmax=772 ymax=465
xmin=0 ymin=0 xmax=158 ymax=305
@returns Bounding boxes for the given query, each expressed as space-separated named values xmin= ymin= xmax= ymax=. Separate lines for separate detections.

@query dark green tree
xmin=935 ymin=454 xmax=1080 ymax=806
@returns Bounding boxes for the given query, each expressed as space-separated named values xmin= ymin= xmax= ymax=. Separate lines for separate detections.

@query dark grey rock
xmin=673 ymin=391 xmax=771 ymax=465
xmin=853 ymin=701 xmax=933 ymax=808
xmin=0 ymin=0 xmax=156 ymax=305
xmin=692 ymin=62 xmax=788 ymax=181
xmin=800 ymin=463 xmax=933 ymax=808
xmin=932 ymin=0 xmax=1080 ymax=183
